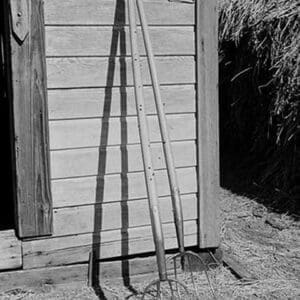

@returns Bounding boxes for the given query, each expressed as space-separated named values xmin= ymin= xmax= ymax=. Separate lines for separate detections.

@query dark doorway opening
xmin=0 ymin=4 xmax=15 ymax=231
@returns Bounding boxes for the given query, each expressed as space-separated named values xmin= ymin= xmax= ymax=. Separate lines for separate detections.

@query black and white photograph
xmin=0 ymin=0 xmax=299 ymax=298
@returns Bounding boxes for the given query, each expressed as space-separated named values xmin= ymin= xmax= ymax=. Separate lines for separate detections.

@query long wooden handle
xmin=127 ymin=0 xmax=167 ymax=281
xmin=136 ymin=0 xmax=185 ymax=254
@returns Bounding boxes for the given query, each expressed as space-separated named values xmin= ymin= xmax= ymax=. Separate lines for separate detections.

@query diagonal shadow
xmin=119 ymin=6 xmax=138 ymax=296
xmin=91 ymin=0 xmax=137 ymax=298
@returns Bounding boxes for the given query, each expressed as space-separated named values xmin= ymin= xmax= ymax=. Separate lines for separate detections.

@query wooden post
xmin=196 ymin=0 xmax=220 ymax=248
xmin=9 ymin=0 xmax=52 ymax=238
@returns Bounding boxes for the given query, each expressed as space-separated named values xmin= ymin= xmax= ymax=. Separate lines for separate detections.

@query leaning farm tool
xmin=135 ymin=0 xmax=217 ymax=298
xmin=128 ymin=0 xmax=192 ymax=298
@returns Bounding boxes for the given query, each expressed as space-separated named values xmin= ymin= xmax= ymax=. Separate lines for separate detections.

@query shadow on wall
xmin=91 ymin=0 xmax=137 ymax=298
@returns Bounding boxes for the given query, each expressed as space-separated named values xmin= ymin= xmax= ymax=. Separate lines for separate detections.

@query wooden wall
xmin=22 ymin=0 xmax=198 ymax=269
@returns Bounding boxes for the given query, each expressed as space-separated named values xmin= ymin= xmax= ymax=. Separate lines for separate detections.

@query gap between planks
xmin=51 ymin=194 xmax=198 ymax=236
xmin=0 ymin=253 xmax=194 ymax=291
xmin=49 ymin=114 xmax=196 ymax=150
xmin=50 ymin=141 xmax=196 ymax=180
xmin=47 ymin=85 xmax=196 ymax=120
xmin=44 ymin=0 xmax=194 ymax=26
xmin=23 ymin=220 xmax=197 ymax=269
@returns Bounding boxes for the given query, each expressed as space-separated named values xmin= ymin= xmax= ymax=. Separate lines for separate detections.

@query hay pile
xmin=6 ymin=189 xmax=298 ymax=299
xmin=218 ymin=0 xmax=299 ymax=208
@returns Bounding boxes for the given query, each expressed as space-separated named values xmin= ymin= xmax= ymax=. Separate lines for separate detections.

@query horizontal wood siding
xmin=48 ymin=85 xmax=195 ymax=120
xmin=53 ymin=194 xmax=197 ymax=236
xmin=52 ymin=167 xmax=197 ymax=208
xmin=46 ymin=26 xmax=195 ymax=57
xmin=44 ymin=0 xmax=194 ymax=25
xmin=47 ymin=56 xmax=195 ymax=89
xmin=50 ymin=142 xmax=196 ymax=179
xmin=23 ymin=220 xmax=197 ymax=269
xmin=23 ymin=0 xmax=199 ymax=268
xmin=49 ymin=114 xmax=195 ymax=149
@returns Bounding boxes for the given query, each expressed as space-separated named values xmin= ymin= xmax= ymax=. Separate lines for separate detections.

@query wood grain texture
xmin=197 ymin=0 xmax=220 ymax=248
xmin=23 ymin=220 xmax=197 ymax=268
xmin=51 ymin=140 xmax=196 ymax=178
xmin=46 ymin=56 xmax=195 ymax=88
xmin=0 ymin=230 xmax=22 ymax=270
xmin=52 ymin=167 xmax=197 ymax=208
xmin=44 ymin=0 xmax=194 ymax=25
xmin=0 ymin=254 xmax=184 ymax=290
xmin=52 ymin=194 xmax=197 ymax=236
xmin=49 ymin=114 xmax=196 ymax=149
xmin=10 ymin=0 xmax=52 ymax=237
xmin=48 ymin=85 xmax=195 ymax=120
xmin=0 ymin=265 xmax=88 ymax=290
xmin=46 ymin=26 xmax=194 ymax=57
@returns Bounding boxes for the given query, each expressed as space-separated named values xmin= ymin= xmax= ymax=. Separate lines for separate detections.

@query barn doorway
xmin=0 ymin=3 xmax=15 ymax=231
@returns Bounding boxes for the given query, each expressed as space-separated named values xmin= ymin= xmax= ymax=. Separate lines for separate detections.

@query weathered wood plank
xmin=46 ymin=56 xmax=195 ymax=89
xmin=197 ymin=0 xmax=220 ymax=248
xmin=53 ymin=194 xmax=197 ymax=236
xmin=51 ymin=140 xmax=196 ymax=178
xmin=0 ymin=254 xmax=182 ymax=290
xmin=9 ymin=0 xmax=52 ymax=237
xmin=49 ymin=114 xmax=195 ymax=149
xmin=52 ymin=167 xmax=197 ymax=208
xmin=0 ymin=264 xmax=88 ymax=291
xmin=48 ymin=85 xmax=195 ymax=120
xmin=222 ymin=248 xmax=257 ymax=281
xmin=44 ymin=0 xmax=194 ymax=25
xmin=23 ymin=220 xmax=197 ymax=268
xmin=46 ymin=26 xmax=194 ymax=57
xmin=0 ymin=230 xmax=22 ymax=270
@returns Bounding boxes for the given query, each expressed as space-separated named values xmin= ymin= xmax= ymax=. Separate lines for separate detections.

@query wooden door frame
xmin=6 ymin=0 xmax=52 ymax=238
xmin=196 ymin=0 xmax=220 ymax=249
xmin=4 ymin=0 xmax=219 ymax=244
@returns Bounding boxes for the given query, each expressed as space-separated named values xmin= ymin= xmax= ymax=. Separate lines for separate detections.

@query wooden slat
xmin=46 ymin=56 xmax=195 ymax=89
xmin=49 ymin=114 xmax=195 ymax=149
xmin=53 ymin=194 xmax=197 ymax=236
xmin=23 ymin=220 xmax=197 ymax=268
xmin=222 ymin=248 xmax=257 ymax=281
xmin=9 ymin=0 xmax=52 ymax=237
xmin=0 ymin=255 xmax=183 ymax=290
xmin=52 ymin=167 xmax=197 ymax=208
xmin=44 ymin=0 xmax=194 ymax=25
xmin=46 ymin=26 xmax=195 ymax=57
xmin=48 ymin=85 xmax=195 ymax=120
xmin=0 ymin=230 xmax=22 ymax=270
xmin=51 ymin=140 xmax=196 ymax=178
xmin=197 ymin=0 xmax=220 ymax=248
xmin=0 ymin=264 xmax=88 ymax=291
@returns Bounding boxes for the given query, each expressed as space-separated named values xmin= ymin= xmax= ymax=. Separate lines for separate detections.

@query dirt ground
xmin=0 ymin=188 xmax=299 ymax=299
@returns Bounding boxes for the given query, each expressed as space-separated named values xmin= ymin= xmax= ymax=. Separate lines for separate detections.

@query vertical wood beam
xmin=196 ymin=0 xmax=220 ymax=248
xmin=9 ymin=0 xmax=52 ymax=238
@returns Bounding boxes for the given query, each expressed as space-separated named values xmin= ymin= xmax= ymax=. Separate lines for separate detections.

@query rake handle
xmin=128 ymin=0 xmax=167 ymax=281
xmin=136 ymin=0 xmax=185 ymax=254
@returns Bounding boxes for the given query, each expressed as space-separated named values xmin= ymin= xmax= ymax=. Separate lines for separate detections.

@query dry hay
xmin=86 ymin=189 xmax=300 ymax=299
xmin=0 ymin=190 xmax=299 ymax=299
xmin=218 ymin=0 xmax=300 ymax=200
xmin=219 ymin=0 xmax=299 ymax=142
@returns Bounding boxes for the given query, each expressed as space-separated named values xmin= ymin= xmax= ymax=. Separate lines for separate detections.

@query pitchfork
xmin=127 ymin=0 xmax=196 ymax=298
xmin=134 ymin=0 xmax=218 ymax=298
